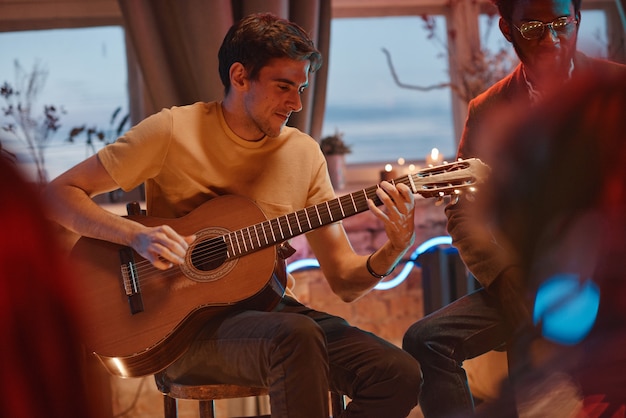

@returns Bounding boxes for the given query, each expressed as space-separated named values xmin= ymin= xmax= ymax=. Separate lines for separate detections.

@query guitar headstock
xmin=411 ymin=158 xmax=490 ymax=200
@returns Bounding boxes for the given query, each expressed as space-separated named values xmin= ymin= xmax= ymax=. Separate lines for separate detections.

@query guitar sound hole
xmin=190 ymin=238 xmax=227 ymax=271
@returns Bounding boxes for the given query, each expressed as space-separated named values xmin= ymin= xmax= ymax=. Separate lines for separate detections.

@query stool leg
xmin=198 ymin=399 xmax=215 ymax=418
xmin=163 ymin=394 xmax=177 ymax=418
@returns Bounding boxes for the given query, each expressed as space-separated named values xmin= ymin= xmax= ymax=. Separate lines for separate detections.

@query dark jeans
xmin=165 ymin=296 xmax=422 ymax=418
xmin=402 ymin=288 xmax=513 ymax=418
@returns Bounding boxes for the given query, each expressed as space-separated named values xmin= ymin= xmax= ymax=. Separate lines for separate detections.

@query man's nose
xmin=541 ymin=23 xmax=560 ymax=43
xmin=288 ymin=90 xmax=303 ymax=112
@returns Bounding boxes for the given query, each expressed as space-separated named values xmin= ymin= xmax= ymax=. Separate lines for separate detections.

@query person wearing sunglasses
xmin=402 ymin=0 xmax=626 ymax=417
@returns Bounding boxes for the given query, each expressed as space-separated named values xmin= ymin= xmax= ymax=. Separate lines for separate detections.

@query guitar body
xmin=72 ymin=195 xmax=286 ymax=378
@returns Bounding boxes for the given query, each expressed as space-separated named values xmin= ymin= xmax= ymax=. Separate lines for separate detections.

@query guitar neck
xmin=222 ymin=183 xmax=378 ymax=260
xmin=222 ymin=159 xmax=479 ymax=260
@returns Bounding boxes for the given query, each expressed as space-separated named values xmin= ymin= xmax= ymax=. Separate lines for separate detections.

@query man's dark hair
xmin=218 ymin=13 xmax=323 ymax=94
xmin=491 ymin=0 xmax=582 ymax=22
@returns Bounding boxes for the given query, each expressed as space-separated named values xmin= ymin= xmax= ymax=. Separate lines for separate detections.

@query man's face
xmin=501 ymin=0 xmax=579 ymax=85
xmin=242 ymin=57 xmax=310 ymax=139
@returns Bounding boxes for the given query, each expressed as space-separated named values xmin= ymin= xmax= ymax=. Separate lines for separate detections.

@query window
xmin=0 ymin=26 xmax=128 ymax=182
xmin=327 ymin=4 xmax=618 ymax=167
xmin=577 ymin=10 xmax=610 ymax=58
xmin=0 ymin=2 xmax=619 ymax=179
xmin=322 ymin=16 xmax=455 ymax=165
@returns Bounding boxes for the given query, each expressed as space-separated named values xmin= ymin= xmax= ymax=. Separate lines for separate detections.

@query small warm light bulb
xmin=384 ymin=163 xmax=393 ymax=172
xmin=426 ymin=148 xmax=443 ymax=166
xmin=397 ymin=157 xmax=405 ymax=166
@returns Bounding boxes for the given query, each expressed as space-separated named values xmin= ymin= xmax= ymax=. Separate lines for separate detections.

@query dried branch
xmin=1 ymin=61 xmax=65 ymax=184
xmin=381 ymin=48 xmax=451 ymax=92
xmin=382 ymin=15 xmax=518 ymax=105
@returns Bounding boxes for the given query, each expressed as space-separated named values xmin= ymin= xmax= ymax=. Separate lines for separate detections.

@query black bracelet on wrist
xmin=366 ymin=252 xmax=396 ymax=279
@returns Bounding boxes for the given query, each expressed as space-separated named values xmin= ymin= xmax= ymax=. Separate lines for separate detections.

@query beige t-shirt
xmin=98 ymin=101 xmax=336 ymax=295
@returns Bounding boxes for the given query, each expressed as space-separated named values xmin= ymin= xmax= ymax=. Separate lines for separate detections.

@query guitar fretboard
xmin=217 ymin=158 xmax=483 ymax=260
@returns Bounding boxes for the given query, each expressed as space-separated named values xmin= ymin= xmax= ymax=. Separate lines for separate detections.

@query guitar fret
xmin=288 ymin=212 xmax=301 ymax=234
xmin=276 ymin=217 xmax=285 ymax=240
xmin=294 ymin=211 xmax=302 ymax=232
xmin=327 ymin=200 xmax=335 ymax=220
xmin=232 ymin=230 xmax=240 ymax=254
xmin=237 ymin=229 xmax=245 ymax=253
xmin=269 ymin=218 xmax=280 ymax=241
xmin=359 ymin=189 xmax=369 ymax=208
xmin=282 ymin=214 xmax=293 ymax=237
xmin=314 ymin=205 xmax=322 ymax=226
xmin=268 ymin=220 xmax=277 ymax=242
xmin=235 ymin=230 xmax=243 ymax=255
xmin=297 ymin=209 xmax=310 ymax=233
xmin=302 ymin=208 xmax=311 ymax=230
xmin=228 ymin=232 xmax=236 ymax=256
xmin=328 ymin=200 xmax=337 ymax=219
xmin=263 ymin=221 xmax=272 ymax=244
xmin=304 ymin=206 xmax=316 ymax=229
xmin=339 ymin=195 xmax=355 ymax=217
xmin=222 ymin=234 xmax=231 ymax=257
xmin=247 ymin=226 xmax=252 ymax=250
xmin=328 ymin=199 xmax=342 ymax=222
xmin=253 ymin=224 xmax=262 ymax=247
xmin=243 ymin=227 xmax=251 ymax=252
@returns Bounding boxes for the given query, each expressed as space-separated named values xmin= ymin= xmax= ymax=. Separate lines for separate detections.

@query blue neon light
xmin=286 ymin=235 xmax=453 ymax=290
xmin=533 ymin=273 xmax=600 ymax=345
xmin=286 ymin=258 xmax=320 ymax=273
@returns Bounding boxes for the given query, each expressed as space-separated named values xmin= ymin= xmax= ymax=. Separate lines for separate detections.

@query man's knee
xmin=272 ymin=315 xmax=327 ymax=359
xmin=402 ymin=318 xmax=432 ymax=358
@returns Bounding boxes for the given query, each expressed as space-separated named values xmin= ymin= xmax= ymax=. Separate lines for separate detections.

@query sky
xmin=0 ymin=26 xmax=128 ymax=181
xmin=0 ymin=11 xmax=610 ymax=181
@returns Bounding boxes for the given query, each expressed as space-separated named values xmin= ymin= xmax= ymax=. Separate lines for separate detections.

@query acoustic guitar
xmin=71 ymin=158 xmax=489 ymax=378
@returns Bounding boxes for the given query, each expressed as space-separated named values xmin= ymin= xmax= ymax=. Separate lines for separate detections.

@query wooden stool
xmin=155 ymin=372 xmax=345 ymax=418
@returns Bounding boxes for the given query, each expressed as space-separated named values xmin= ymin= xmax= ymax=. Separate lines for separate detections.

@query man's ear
xmin=229 ymin=62 xmax=248 ymax=91
xmin=499 ymin=17 xmax=513 ymax=43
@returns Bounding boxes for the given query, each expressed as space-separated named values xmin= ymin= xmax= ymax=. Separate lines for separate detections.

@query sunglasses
xmin=514 ymin=16 xmax=578 ymax=40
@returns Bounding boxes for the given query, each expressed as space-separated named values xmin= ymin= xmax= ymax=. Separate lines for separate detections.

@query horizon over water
xmin=4 ymin=97 xmax=457 ymax=182
xmin=324 ymin=100 xmax=455 ymax=165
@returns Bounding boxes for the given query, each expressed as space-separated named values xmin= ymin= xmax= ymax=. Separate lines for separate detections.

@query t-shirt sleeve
xmin=97 ymin=108 xmax=173 ymax=191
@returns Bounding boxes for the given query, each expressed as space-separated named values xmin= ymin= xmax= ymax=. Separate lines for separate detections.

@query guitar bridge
xmin=119 ymin=247 xmax=144 ymax=314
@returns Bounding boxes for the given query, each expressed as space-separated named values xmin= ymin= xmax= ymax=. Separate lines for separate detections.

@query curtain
xmin=117 ymin=0 xmax=331 ymax=140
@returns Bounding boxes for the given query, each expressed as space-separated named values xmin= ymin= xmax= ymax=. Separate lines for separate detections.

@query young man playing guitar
xmin=45 ymin=13 xmax=422 ymax=418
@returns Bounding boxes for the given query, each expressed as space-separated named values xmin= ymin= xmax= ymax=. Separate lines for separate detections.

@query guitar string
xmin=119 ymin=164 xmax=473 ymax=286
xmin=124 ymin=180 xmax=463 ymax=285
xmin=125 ymin=191 xmax=379 ymax=283
xmin=122 ymin=183 xmax=397 ymax=286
